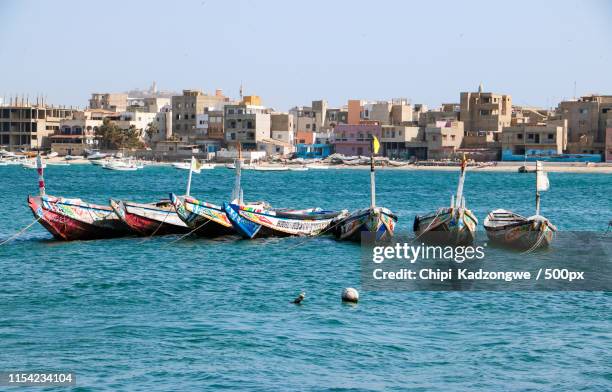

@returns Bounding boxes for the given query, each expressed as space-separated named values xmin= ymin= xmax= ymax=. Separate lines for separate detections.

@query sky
xmin=0 ymin=0 xmax=610 ymax=111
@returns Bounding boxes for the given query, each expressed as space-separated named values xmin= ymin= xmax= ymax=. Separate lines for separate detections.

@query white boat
xmin=305 ymin=164 xmax=330 ymax=169
xmin=23 ymin=160 xmax=47 ymax=169
xmin=46 ymin=161 xmax=70 ymax=166
xmin=253 ymin=166 xmax=289 ymax=171
xmin=65 ymin=155 xmax=84 ymax=161
xmin=46 ymin=151 xmax=59 ymax=158
xmin=200 ymin=163 xmax=216 ymax=170
xmin=103 ymin=159 xmax=139 ymax=171
xmin=87 ymin=152 xmax=108 ymax=160
xmin=173 ymin=160 xmax=200 ymax=174
xmin=289 ymin=166 xmax=308 ymax=171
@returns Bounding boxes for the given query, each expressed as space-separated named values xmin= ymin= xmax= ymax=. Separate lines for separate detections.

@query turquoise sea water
xmin=0 ymin=165 xmax=610 ymax=391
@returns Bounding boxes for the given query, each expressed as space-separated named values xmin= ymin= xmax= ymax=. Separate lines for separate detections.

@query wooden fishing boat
xmin=223 ymin=202 xmax=347 ymax=239
xmin=29 ymin=195 xmax=129 ymax=240
xmin=171 ymin=193 xmax=235 ymax=237
xmin=334 ymin=136 xmax=398 ymax=242
xmin=413 ymin=156 xmax=477 ymax=245
xmin=110 ymin=199 xmax=189 ymax=236
xmin=28 ymin=155 xmax=129 ymax=240
xmin=484 ymin=161 xmax=556 ymax=249
xmin=333 ymin=206 xmax=397 ymax=242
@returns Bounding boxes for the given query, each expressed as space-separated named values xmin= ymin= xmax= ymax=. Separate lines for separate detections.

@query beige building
xmin=224 ymin=103 xmax=271 ymax=149
xmin=89 ymin=93 xmax=128 ymax=112
xmin=51 ymin=110 xmax=110 ymax=155
xmin=171 ymin=89 xmax=228 ymax=142
xmin=425 ymin=120 xmax=464 ymax=159
xmin=501 ymin=120 xmax=567 ymax=158
xmin=380 ymin=125 xmax=424 ymax=158
xmin=558 ymin=95 xmax=612 ymax=155
xmin=460 ymin=85 xmax=512 ymax=138
xmin=0 ymin=99 xmax=74 ymax=150
xmin=270 ymin=112 xmax=295 ymax=145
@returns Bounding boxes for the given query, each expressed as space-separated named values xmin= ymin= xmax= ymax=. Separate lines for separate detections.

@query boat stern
xmin=223 ymin=202 xmax=261 ymax=239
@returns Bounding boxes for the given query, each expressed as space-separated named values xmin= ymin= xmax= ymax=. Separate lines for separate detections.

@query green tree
xmin=95 ymin=118 xmax=144 ymax=150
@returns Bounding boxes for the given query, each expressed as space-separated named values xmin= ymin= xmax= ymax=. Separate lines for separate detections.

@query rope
xmin=521 ymin=223 xmax=549 ymax=255
xmin=0 ymin=217 xmax=41 ymax=246
xmin=412 ymin=208 xmax=445 ymax=243
xmin=163 ymin=218 xmax=212 ymax=246
xmin=138 ymin=210 xmax=171 ymax=243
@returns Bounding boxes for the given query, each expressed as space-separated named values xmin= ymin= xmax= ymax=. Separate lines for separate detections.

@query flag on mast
xmin=536 ymin=161 xmax=549 ymax=192
xmin=372 ymin=136 xmax=380 ymax=155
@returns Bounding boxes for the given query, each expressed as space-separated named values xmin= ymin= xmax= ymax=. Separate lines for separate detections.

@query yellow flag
xmin=191 ymin=156 xmax=201 ymax=170
xmin=372 ymin=136 xmax=380 ymax=154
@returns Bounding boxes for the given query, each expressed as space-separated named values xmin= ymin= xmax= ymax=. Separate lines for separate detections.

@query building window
xmin=527 ymin=133 xmax=534 ymax=140
xmin=548 ymin=133 xmax=554 ymax=140
xmin=230 ymin=133 xmax=236 ymax=140
xmin=517 ymin=134 xmax=523 ymax=139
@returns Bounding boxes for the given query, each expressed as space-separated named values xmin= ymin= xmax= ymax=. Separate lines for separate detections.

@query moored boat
xmin=334 ymin=136 xmax=398 ymax=242
xmin=223 ymin=202 xmax=347 ymax=239
xmin=110 ymin=199 xmax=190 ymax=236
xmin=171 ymin=194 xmax=235 ymax=237
xmin=27 ymin=155 xmax=129 ymax=240
xmin=484 ymin=161 xmax=556 ymax=249
xmin=413 ymin=156 xmax=477 ymax=245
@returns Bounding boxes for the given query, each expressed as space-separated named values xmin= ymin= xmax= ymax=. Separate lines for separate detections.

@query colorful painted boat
xmin=334 ymin=136 xmax=398 ymax=243
xmin=413 ymin=206 xmax=478 ymax=245
xmin=170 ymin=193 xmax=235 ymax=237
xmin=413 ymin=155 xmax=477 ymax=245
xmin=223 ymin=202 xmax=347 ymax=239
xmin=333 ymin=207 xmax=397 ymax=242
xmin=28 ymin=194 xmax=130 ymax=240
xmin=484 ymin=161 xmax=556 ymax=250
xmin=110 ymin=199 xmax=190 ymax=236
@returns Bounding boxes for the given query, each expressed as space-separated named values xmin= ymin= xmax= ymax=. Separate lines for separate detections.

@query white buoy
xmin=341 ymin=287 xmax=359 ymax=303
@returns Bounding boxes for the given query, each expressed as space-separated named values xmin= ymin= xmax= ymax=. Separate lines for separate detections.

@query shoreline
xmin=40 ymin=157 xmax=612 ymax=174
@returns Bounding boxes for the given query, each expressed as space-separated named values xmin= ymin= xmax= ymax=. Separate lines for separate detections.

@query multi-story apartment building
xmin=460 ymin=85 xmax=512 ymax=136
xmin=333 ymin=123 xmax=382 ymax=156
xmin=224 ymin=103 xmax=271 ymax=149
xmin=51 ymin=110 xmax=111 ymax=155
xmin=0 ymin=99 xmax=74 ymax=150
xmin=500 ymin=120 xmax=567 ymax=161
xmin=558 ymin=95 xmax=612 ymax=155
xmin=606 ymin=119 xmax=612 ymax=162
xmin=380 ymin=125 xmax=423 ymax=159
xmin=270 ymin=112 xmax=294 ymax=145
xmin=171 ymin=89 xmax=228 ymax=142
xmin=425 ymin=120 xmax=465 ymax=159
xmin=419 ymin=104 xmax=460 ymax=127
xmin=89 ymin=93 xmax=128 ymax=112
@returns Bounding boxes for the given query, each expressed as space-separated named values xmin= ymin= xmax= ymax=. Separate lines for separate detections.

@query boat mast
xmin=186 ymin=156 xmax=195 ymax=196
xmin=370 ymin=136 xmax=376 ymax=209
xmin=232 ymin=142 xmax=243 ymax=203
xmin=454 ymin=154 xmax=467 ymax=209
xmin=535 ymin=161 xmax=541 ymax=216
xmin=36 ymin=154 xmax=46 ymax=196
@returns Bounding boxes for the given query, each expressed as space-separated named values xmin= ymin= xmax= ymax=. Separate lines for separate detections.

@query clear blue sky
xmin=1 ymin=0 xmax=610 ymax=110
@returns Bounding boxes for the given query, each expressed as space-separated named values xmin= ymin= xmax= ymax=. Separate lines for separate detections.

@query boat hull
xmin=413 ymin=207 xmax=477 ymax=245
xmin=334 ymin=207 xmax=397 ymax=242
xmin=224 ymin=203 xmax=345 ymax=239
xmin=170 ymin=193 xmax=234 ymax=237
xmin=485 ymin=217 xmax=555 ymax=250
xmin=110 ymin=199 xmax=190 ymax=236
xmin=28 ymin=195 xmax=130 ymax=241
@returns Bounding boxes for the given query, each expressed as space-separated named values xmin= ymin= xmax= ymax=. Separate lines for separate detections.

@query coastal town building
xmin=89 ymin=93 xmax=128 ymax=112
xmin=0 ymin=99 xmax=74 ymax=150
xmin=296 ymin=143 xmax=333 ymax=159
xmin=460 ymin=85 xmax=512 ymax=142
xmin=605 ymin=119 xmax=612 ymax=163
xmin=127 ymin=97 xmax=171 ymax=113
xmin=151 ymin=105 xmax=173 ymax=143
xmin=500 ymin=120 xmax=567 ymax=161
xmin=224 ymin=102 xmax=271 ymax=149
xmin=333 ymin=123 xmax=382 ymax=156
xmin=270 ymin=112 xmax=295 ymax=145
xmin=51 ymin=110 xmax=112 ymax=155
xmin=424 ymin=120 xmax=464 ymax=159
xmin=419 ymin=104 xmax=460 ymax=127
xmin=380 ymin=125 xmax=423 ymax=159
xmin=171 ymin=89 xmax=228 ymax=142
xmin=257 ymin=138 xmax=295 ymax=157
xmin=558 ymin=95 xmax=612 ymax=156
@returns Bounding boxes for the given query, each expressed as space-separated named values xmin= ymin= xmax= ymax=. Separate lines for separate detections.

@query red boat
xmin=110 ymin=199 xmax=190 ymax=236
xmin=28 ymin=195 xmax=130 ymax=241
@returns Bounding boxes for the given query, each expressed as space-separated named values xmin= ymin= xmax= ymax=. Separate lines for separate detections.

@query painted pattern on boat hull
xmin=334 ymin=207 xmax=397 ymax=242
xmin=484 ymin=211 xmax=556 ymax=250
xmin=28 ymin=195 xmax=130 ymax=241
xmin=110 ymin=199 xmax=189 ymax=236
xmin=170 ymin=193 xmax=234 ymax=237
xmin=413 ymin=207 xmax=477 ymax=245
